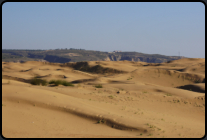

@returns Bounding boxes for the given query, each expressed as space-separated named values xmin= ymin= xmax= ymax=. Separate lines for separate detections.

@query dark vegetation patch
xmin=94 ymin=84 xmax=103 ymax=88
xmin=143 ymin=63 xmax=161 ymax=66
xmin=30 ymin=77 xmax=48 ymax=86
xmin=71 ymin=78 xmax=95 ymax=84
xmin=65 ymin=62 xmax=126 ymax=74
xmin=49 ymin=80 xmax=74 ymax=86
xmin=3 ymin=75 xmax=74 ymax=87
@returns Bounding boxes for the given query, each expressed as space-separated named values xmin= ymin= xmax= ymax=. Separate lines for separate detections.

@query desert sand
xmin=2 ymin=58 xmax=205 ymax=138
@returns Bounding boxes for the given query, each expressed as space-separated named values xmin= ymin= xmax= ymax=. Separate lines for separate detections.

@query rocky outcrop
xmin=105 ymin=54 xmax=176 ymax=63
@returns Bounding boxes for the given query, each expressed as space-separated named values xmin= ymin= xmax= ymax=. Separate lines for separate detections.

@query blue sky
xmin=2 ymin=2 xmax=205 ymax=58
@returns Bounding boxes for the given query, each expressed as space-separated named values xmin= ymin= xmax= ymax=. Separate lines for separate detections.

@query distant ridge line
xmin=2 ymin=49 xmax=185 ymax=64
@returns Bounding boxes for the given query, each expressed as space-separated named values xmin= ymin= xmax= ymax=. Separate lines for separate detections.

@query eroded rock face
xmin=106 ymin=54 xmax=179 ymax=63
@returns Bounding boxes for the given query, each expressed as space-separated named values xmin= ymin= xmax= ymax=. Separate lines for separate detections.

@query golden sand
xmin=2 ymin=58 xmax=205 ymax=138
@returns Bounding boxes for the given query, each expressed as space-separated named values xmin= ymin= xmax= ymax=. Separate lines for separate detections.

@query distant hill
xmin=2 ymin=49 xmax=184 ymax=63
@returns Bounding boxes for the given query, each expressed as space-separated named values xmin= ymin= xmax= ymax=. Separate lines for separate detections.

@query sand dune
xmin=2 ymin=58 xmax=205 ymax=138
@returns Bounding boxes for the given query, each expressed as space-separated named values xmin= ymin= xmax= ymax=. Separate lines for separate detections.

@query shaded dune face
xmin=176 ymin=84 xmax=205 ymax=93
xmin=2 ymin=58 xmax=205 ymax=138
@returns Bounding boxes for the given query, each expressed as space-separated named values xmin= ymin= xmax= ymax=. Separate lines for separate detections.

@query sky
xmin=2 ymin=2 xmax=205 ymax=58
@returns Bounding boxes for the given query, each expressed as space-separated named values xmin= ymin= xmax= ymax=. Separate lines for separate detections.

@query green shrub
xmin=194 ymin=80 xmax=200 ymax=83
xmin=30 ymin=78 xmax=47 ymax=86
xmin=49 ymin=80 xmax=61 ymax=86
xmin=166 ymin=93 xmax=172 ymax=96
xmin=30 ymin=78 xmax=74 ymax=87
xmin=108 ymin=95 xmax=114 ymax=99
xmin=49 ymin=79 xmax=74 ymax=86
xmin=97 ymin=119 xmax=105 ymax=124
xmin=54 ymin=80 xmax=62 ymax=86
xmin=101 ymin=119 xmax=106 ymax=123
xmin=41 ymin=80 xmax=48 ymax=86
xmin=61 ymin=80 xmax=74 ymax=86
xmin=95 ymin=84 xmax=103 ymax=88
xmin=48 ymin=80 xmax=56 ymax=84
xmin=30 ymin=78 xmax=41 ymax=85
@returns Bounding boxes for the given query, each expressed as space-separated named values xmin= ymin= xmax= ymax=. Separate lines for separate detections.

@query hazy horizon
xmin=1 ymin=48 xmax=189 ymax=58
xmin=2 ymin=2 xmax=205 ymax=58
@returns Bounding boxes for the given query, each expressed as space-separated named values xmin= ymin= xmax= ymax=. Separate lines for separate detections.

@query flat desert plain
xmin=2 ymin=58 xmax=205 ymax=138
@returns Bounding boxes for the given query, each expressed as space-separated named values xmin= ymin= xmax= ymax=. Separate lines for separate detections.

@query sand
xmin=2 ymin=58 xmax=205 ymax=138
